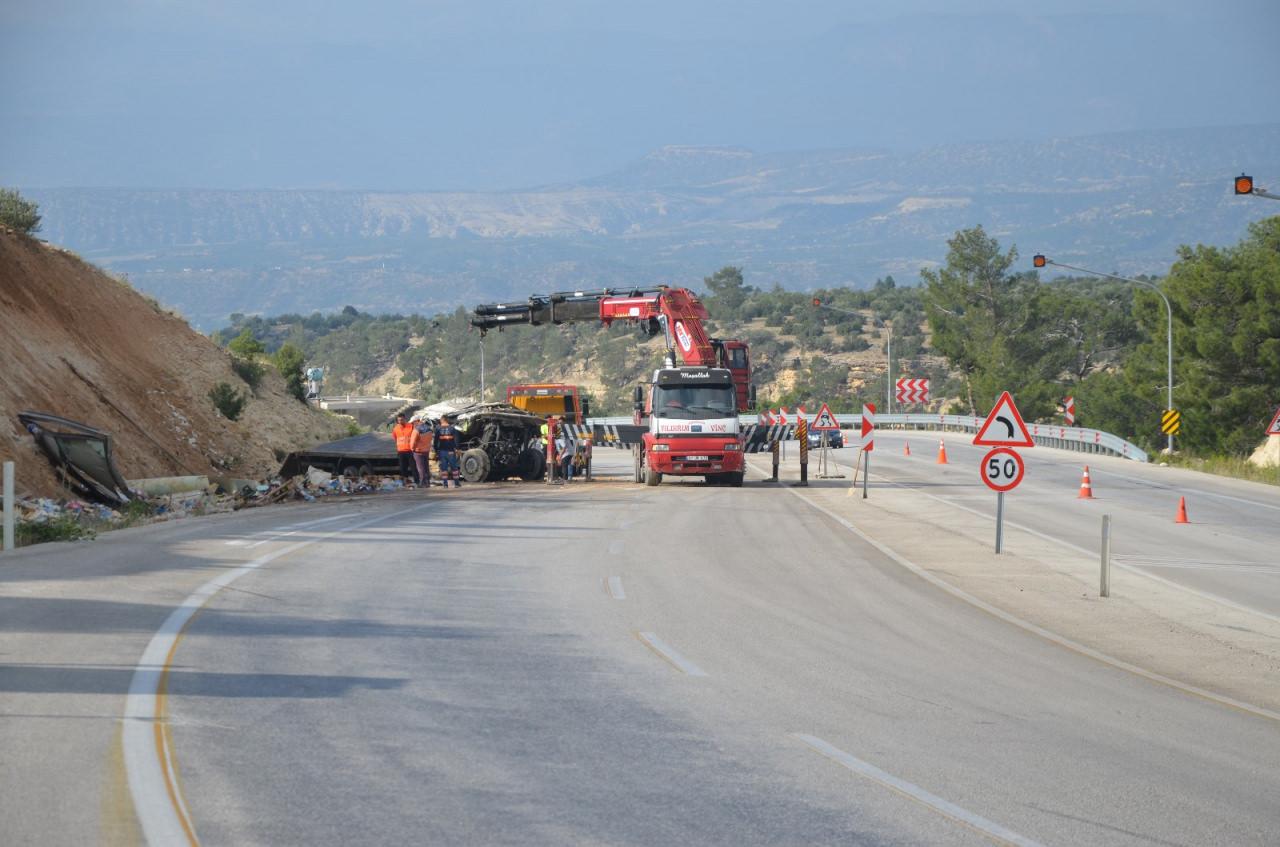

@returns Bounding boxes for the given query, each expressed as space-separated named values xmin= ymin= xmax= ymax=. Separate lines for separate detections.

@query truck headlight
xmin=722 ymin=443 xmax=740 ymax=451
xmin=651 ymin=443 xmax=670 ymax=452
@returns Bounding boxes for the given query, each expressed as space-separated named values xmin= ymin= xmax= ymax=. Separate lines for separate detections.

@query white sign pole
xmin=995 ymin=491 xmax=1005 ymax=554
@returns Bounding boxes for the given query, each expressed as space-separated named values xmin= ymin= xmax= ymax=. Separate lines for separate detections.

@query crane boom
xmin=472 ymin=286 xmax=753 ymax=411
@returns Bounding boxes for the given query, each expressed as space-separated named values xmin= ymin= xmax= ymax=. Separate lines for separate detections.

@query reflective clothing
xmin=410 ymin=424 xmax=433 ymax=454
xmin=433 ymin=425 xmax=460 ymax=453
xmin=392 ymin=422 xmax=415 ymax=452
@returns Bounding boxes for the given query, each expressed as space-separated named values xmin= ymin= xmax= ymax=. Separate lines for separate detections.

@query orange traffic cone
xmin=1077 ymin=466 xmax=1095 ymax=499
xmin=1175 ymin=496 xmax=1189 ymax=524
xmin=936 ymin=439 xmax=948 ymax=464
xmin=904 ymin=441 xmax=911 ymax=456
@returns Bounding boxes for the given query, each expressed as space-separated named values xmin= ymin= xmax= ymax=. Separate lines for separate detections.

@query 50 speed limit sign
xmin=980 ymin=447 xmax=1025 ymax=492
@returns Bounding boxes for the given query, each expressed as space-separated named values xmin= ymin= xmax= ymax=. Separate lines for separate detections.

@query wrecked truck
xmin=279 ymin=401 xmax=547 ymax=484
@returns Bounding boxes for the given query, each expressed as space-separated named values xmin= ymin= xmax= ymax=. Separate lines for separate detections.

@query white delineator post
xmin=1100 ymin=514 xmax=1112 ymax=598
xmin=3 ymin=461 xmax=14 ymax=552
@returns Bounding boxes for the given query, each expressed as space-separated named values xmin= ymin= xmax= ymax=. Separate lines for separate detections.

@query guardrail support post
xmin=770 ymin=441 xmax=779 ymax=482
xmin=1100 ymin=514 xmax=1112 ymax=597
xmin=3 ymin=461 xmax=14 ymax=553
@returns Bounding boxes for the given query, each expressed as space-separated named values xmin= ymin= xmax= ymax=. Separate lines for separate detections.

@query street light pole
xmin=813 ymin=298 xmax=895 ymax=412
xmin=1035 ymin=257 xmax=1175 ymax=453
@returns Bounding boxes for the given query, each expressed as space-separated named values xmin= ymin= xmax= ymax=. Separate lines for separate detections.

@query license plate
xmin=683 ymin=455 xmax=710 ymax=461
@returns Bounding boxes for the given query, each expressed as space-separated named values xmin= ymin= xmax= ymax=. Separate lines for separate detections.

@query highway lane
xmin=817 ymin=430 xmax=1280 ymax=619
xmin=2 ymin=455 xmax=1279 ymax=845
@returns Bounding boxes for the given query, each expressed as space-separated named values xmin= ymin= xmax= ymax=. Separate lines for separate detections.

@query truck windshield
xmin=654 ymin=384 xmax=736 ymax=419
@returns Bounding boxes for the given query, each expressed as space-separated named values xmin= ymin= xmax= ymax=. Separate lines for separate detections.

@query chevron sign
xmin=894 ymin=378 xmax=930 ymax=404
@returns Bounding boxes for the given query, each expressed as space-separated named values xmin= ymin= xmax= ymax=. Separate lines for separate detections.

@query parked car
xmin=808 ymin=428 xmax=844 ymax=449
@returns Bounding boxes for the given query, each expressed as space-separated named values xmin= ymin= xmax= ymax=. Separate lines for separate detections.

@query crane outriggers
xmin=472 ymin=286 xmax=792 ymax=486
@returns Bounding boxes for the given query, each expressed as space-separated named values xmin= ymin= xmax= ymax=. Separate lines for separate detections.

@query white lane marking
xmin=225 ymin=513 xmax=356 ymax=546
xmin=607 ymin=576 xmax=626 ymax=600
xmin=636 ymin=632 xmax=707 ymax=677
xmin=794 ymin=734 xmax=1045 ymax=847
xmin=749 ymin=461 xmax=1280 ymax=724
xmin=124 ymin=503 xmax=431 ymax=846
xmin=879 ymin=475 xmax=1280 ymax=627
xmin=1093 ymin=468 xmax=1280 ymax=514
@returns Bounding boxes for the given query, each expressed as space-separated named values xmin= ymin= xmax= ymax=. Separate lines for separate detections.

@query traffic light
xmin=1235 ymin=174 xmax=1254 ymax=195
xmin=1032 ymin=254 xmax=1046 ymax=268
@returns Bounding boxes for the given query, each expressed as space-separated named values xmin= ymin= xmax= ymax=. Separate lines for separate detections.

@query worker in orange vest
xmin=409 ymin=417 xmax=433 ymax=489
xmin=391 ymin=413 xmax=417 ymax=486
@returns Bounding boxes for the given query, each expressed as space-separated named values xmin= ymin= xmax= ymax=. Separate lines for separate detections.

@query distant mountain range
xmin=27 ymin=124 xmax=1280 ymax=330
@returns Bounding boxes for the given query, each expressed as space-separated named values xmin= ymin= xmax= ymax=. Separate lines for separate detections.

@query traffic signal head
xmin=1235 ymin=174 xmax=1254 ymax=195
xmin=1032 ymin=254 xmax=1046 ymax=268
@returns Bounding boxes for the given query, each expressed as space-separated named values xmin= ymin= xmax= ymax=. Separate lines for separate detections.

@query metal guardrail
xmin=588 ymin=413 xmax=1149 ymax=462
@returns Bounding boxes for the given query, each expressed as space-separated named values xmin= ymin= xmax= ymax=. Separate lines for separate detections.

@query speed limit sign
xmin=980 ymin=447 xmax=1025 ymax=492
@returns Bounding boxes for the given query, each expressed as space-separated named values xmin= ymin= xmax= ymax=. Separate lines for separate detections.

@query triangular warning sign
xmin=973 ymin=391 xmax=1035 ymax=447
xmin=1267 ymin=406 xmax=1280 ymax=436
xmin=811 ymin=403 xmax=839 ymax=431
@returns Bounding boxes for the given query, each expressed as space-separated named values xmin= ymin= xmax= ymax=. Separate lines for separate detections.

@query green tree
xmin=273 ymin=342 xmax=308 ymax=402
xmin=1126 ymin=217 xmax=1280 ymax=454
xmin=0 ymin=188 xmax=41 ymax=234
xmin=923 ymin=225 xmax=1057 ymax=418
xmin=703 ymin=266 xmax=752 ymax=321
xmin=209 ymin=383 xmax=248 ymax=420
xmin=228 ymin=328 xmax=265 ymax=358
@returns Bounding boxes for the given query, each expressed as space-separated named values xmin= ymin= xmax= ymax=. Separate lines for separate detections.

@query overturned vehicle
xmin=280 ymin=401 xmax=547 ymax=484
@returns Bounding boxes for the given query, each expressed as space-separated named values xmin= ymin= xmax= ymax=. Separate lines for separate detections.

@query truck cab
xmin=635 ymin=366 xmax=745 ymax=487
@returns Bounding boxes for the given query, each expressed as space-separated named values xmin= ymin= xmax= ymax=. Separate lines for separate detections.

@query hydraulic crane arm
xmin=472 ymin=286 xmax=755 ymax=411
xmin=472 ymin=286 xmax=718 ymax=366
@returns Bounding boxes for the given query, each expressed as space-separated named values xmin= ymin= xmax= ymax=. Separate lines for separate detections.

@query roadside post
xmin=770 ymin=440 xmax=780 ymax=482
xmin=1100 ymin=514 xmax=1112 ymax=597
xmin=974 ymin=392 xmax=1034 ymax=554
xmin=3 ymin=461 xmax=13 ymax=553
xmin=861 ymin=403 xmax=875 ymax=499
xmin=797 ymin=416 xmax=809 ymax=486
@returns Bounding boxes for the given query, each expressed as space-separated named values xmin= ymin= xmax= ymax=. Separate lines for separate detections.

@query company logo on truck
xmin=674 ymin=320 xmax=694 ymax=353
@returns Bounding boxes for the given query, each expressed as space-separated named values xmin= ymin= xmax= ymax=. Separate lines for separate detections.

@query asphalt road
xmin=2 ymin=449 xmax=1279 ymax=846
xmin=816 ymin=430 xmax=1280 ymax=620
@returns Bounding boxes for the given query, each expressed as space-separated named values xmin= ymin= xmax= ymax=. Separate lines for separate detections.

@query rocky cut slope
xmin=0 ymin=228 xmax=349 ymax=499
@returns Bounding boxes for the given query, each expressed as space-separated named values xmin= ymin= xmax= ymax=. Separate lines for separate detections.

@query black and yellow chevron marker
xmin=1161 ymin=409 xmax=1181 ymax=435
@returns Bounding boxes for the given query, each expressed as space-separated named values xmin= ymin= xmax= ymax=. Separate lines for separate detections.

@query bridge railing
xmin=587 ymin=413 xmax=1149 ymax=462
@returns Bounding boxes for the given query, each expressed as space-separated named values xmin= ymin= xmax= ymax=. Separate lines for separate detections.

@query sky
xmin=3 ymin=0 xmax=1278 ymax=191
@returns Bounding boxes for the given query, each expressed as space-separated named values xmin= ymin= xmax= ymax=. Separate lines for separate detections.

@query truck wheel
xmin=727 ymin=471 xmax=745 ymax=488
xmin=517 ymin=447 xmax=545 ymax=481
xmin=645 ymin=462 xmax=661 ymax=487
xmin=460 ymin=449 xmax=492 ymax=483
xmin=633 ymin=447 xmax=644 ymax=483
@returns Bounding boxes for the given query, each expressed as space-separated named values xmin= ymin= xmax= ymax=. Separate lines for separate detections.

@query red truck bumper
xmin=647 ymin=444 xmax=745 ymax=476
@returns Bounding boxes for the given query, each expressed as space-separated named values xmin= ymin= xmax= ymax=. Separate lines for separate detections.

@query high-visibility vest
xmin=410 ymin=425 xmax=432 ymax=454
xmin=392 ymin=423 xmax=415 ymax=452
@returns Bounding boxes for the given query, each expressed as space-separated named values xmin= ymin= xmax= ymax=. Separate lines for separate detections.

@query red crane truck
xmin=472 ymin=286 xmax=776 ymax=487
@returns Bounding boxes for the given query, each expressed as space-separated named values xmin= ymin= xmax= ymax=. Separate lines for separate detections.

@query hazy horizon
xmin=4 ymin=1 xmax=1279 ymax=192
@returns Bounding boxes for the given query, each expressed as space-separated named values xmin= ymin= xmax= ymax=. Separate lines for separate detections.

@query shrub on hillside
xmin=209 ymin=382 xmax=248 ymax=420
xmin=0 ymin=188 xmax=41 ymax=234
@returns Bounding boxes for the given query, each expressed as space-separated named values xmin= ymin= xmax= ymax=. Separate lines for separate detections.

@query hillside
xmin=26 ymin=125 xmax=1280 ymax=330
xmin=0 ymin=228 xmax=349 ymax=500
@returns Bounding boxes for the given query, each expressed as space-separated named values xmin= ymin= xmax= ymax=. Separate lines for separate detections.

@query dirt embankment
xmin=0 ymin=229 xmax=349 ymax=499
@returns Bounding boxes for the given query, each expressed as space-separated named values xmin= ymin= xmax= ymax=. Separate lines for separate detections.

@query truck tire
xmin=645 ymin=462 xmax=661 ymax=487
xmin=517 ymin=447 xmax=546 ymax=481
xmin=633 ymin=447 xmax=644 ymax=483
xmin=727 ymin=471 xmax=745 ymax=488
xmin=460 ymin=448 xmax=492 ymax=483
